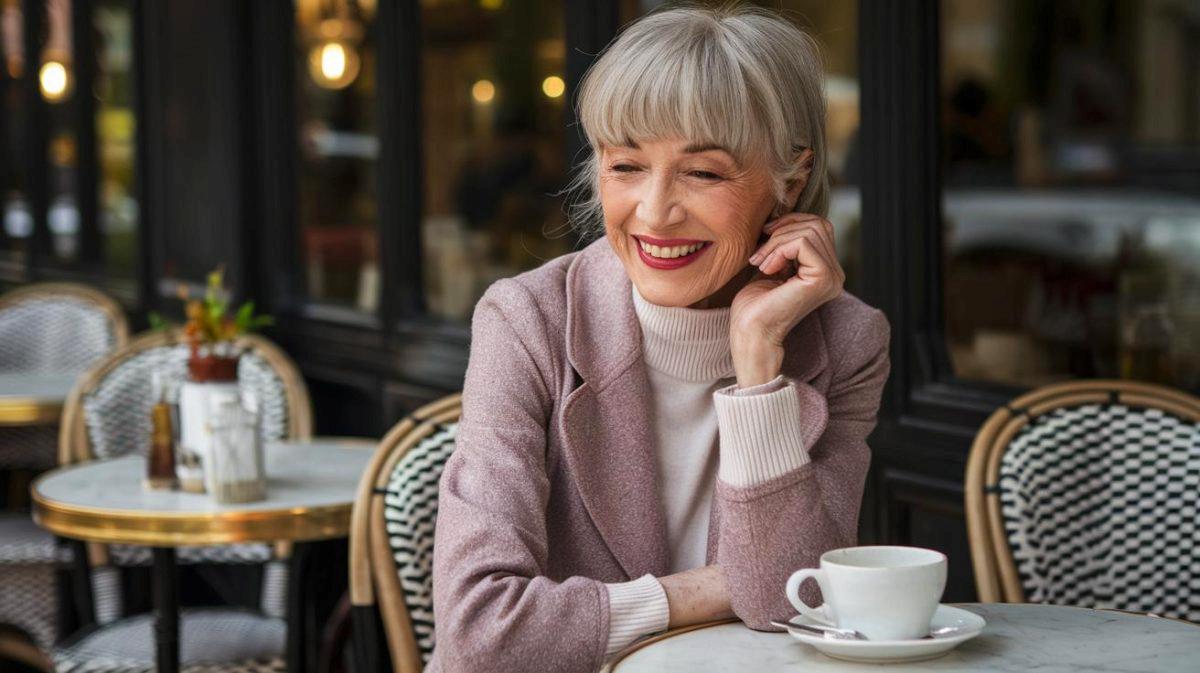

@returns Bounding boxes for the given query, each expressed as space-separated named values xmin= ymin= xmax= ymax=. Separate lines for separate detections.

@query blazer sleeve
xmin=431 ymin=279 xmax=611 ymax=673
xmin=711 ymin=307 xmax=891 ymax=630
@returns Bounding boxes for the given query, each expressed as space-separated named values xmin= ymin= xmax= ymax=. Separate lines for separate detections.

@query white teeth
xmin=639 ymin=240 xmax=704 ymax=259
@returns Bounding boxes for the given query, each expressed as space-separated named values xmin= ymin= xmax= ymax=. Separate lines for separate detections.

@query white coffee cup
xmin=785 ymin=546 xmax=947 ymax=641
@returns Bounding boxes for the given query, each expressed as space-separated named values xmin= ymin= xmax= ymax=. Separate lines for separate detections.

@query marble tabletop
xmin=32 ymin=439 xmax=376 ymax=545
xmin=0 ymin=372 xmax=79 ymax=402
xmin=609 ymin=604 xmax=1200 ymax=673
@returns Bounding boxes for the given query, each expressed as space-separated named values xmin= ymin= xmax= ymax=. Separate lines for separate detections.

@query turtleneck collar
xmin=630 ymin=283 xmax=735 ymax=382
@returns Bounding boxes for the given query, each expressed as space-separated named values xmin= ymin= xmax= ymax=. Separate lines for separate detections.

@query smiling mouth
xmin=631 ymin=235 xmax=712 ymax=269
xmin=633 ymin=235 xmax=711 ymax=259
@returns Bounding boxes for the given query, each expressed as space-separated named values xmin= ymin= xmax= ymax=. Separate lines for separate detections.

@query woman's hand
xmin=730 ymin=214 xmax=845 ymax=387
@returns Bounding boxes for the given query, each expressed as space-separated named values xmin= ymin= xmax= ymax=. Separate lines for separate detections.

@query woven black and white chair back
xmin=79 ymin=343 xmax=291 ymax=461
xmin=0 ymin=285 xmax=126 ymax=374
xmin=968 ymin=380 xmax=1200 ymax=622
xmin=380 ymin=420 xmax=458 ymax=665
xmin=0 ymin=284 xmax=127 ymax=471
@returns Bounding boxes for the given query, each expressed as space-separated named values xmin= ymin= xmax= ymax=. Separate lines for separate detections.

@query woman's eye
xmin=689 ymin=170 xmax=722 ymax=180
xmin=610 ymin=164 xmax=639 ymax=173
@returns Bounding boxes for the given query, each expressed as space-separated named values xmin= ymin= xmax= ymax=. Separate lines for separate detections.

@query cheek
xmin=694 ymin=192 xmax=763 ymax=258
xmin=600 ymin=182 xmax=637 ymax=231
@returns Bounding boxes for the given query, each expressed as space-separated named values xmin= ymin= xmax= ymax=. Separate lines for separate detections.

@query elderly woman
xmin=429 ymin=5 xmax=890 ymax=672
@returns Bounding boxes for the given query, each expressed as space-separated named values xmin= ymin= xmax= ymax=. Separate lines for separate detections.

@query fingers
xmin=749 ymin=216 xmax=845 ymax=298
xmin=751 ymin=218 xmax=839 ymax=277
xmin=753 ymin=215 xmax=836 ymax=266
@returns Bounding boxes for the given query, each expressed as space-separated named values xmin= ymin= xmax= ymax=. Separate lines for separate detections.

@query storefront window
xmin=294 ymin=0 xmax=379 ymax=314
xmin=94 ymin=0 xmax=137 ymax=284
xmin=419 ymin=0 xmax=570 ymax=321
xmin=940 ymin=0 xmax=1200 ymax=392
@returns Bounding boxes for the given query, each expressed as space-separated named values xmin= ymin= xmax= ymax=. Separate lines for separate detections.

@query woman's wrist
xmin=659 ymin=565 xmax=735 ymax=628
xmin=730 ymin=332 xmax=784 ymax=388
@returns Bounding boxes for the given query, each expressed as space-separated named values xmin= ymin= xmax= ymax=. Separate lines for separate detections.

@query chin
xmin=630 ymin=276 xmax=707 ymax=308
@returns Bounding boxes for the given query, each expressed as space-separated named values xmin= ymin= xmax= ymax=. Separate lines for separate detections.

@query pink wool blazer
xmin=428 ymin=236 xmax=891 ymax=673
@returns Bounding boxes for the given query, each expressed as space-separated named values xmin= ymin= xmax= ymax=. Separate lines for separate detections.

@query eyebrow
xmin=620 ymin=140 xmax=733 ymax=155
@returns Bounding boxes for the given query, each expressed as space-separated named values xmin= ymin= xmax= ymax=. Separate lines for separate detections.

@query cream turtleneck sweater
xmin=602 ymin=283 xmax=815 ymax=658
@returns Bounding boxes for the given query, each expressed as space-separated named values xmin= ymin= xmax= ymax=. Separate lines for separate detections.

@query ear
xmin=782 ymin=148 xmax=815 ymax=212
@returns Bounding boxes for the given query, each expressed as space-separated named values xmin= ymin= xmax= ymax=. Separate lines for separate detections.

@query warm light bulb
xmin=480 ymin=0 xmax=503 ymax=9
xmin=541 ymin=75 xmax=565 ymax=99
xmin=308 ymin=40 xmax=361 ymax=90
xmin=321 ymin=43 xmax=347 ymax=81
xmin=471 ymin=79 xmax=495 ymax=104
xmin=39 ymin=60 xmax=70 ymax=102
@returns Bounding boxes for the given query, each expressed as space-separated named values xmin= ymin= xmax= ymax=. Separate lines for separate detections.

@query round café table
xmin=31 ymin=438 xmax=375 ymax=673
xmin=605 ymin=604 xmax=1200 ymax=673
xmin=0 ymin=372 xmax=76 ymax=425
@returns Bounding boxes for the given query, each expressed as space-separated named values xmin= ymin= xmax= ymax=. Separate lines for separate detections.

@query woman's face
xmin=599 ymin=136 xmax=782 ymax=309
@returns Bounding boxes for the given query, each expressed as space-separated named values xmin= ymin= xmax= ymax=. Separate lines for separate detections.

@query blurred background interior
xmin=0 ymin=0 xmax=1197 ymax=669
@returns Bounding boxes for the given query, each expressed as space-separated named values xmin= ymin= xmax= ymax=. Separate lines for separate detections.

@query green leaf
xmin=234 ymin=301 xmax=255 ymax=332
xmin=148 ymin=312 xmax=167 ymax=331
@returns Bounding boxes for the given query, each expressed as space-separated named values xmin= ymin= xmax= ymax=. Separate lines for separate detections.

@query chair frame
xmin=0 ymin=282 xmax=130 ymax=351
xmin=350 ymin=393 xmax=462 ymax=673
xmin=965 ymin=378 xmax=1200 ymax=603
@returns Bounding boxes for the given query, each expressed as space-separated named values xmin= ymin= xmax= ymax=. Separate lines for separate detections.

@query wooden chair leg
xmin=318 ymin=592 xmax=352 ymax=673
xmin=350 ymin=604 xmax=390 ymax=673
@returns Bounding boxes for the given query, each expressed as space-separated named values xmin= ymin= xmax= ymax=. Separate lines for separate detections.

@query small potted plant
xmin=179 ymin=268 xmax=273 ymax=382
xmin=160 ymin=268 xmax=272 ymax=492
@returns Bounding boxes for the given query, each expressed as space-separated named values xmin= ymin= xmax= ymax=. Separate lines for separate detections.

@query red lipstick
xmin=632 ymin=234 xmax=711 ymax=270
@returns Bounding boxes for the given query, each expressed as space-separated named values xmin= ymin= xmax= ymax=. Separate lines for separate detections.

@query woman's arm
xmin=659 ymin=565 xmax=736 ymax=627
xmin=432 ymin=279 xmax=612 ymax=673
xmin=712 ymin=309 xmax=890 ymax=629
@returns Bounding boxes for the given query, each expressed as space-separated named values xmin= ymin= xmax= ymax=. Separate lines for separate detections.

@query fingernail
xmin=748 ymin=253 xmax=762 ymax=264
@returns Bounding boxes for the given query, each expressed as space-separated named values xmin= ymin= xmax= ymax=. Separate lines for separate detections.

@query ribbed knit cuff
xmin=713 ymin=375 xmax=812 ymax=487
xmin=603 ymin=574 xmax=670 ymax=657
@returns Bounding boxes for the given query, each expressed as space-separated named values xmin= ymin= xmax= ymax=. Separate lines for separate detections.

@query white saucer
xmin=785 ymin=604 xmax=986 ymax=663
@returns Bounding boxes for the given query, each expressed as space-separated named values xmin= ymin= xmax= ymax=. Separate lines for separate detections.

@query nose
xmin=635 ymin=172 xmax=685 ymax=230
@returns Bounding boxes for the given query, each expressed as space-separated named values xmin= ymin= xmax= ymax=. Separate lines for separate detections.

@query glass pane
xmin=941 ymin=0 xmax=1200 ymax=392
xmin=94 ymin=0 xmax=138 ymax=283
xmin=419 ymin=0 xmax=570 ymax=321
xmin=294 ymin=0 xmax=379 ymax=313
xmin=42 ymin=0 xmax=79 ymax=263
xmin=0 ymin=0 xmax=31 ymax=271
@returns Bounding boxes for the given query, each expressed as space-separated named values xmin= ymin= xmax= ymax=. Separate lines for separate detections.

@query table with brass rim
xmin=0 ymin=372 xmax=76 ymax=426
xmin=31 ymin=438 xmax=376 ymax=673
xmin=603 ymin=604 xmax=1200 ymax=673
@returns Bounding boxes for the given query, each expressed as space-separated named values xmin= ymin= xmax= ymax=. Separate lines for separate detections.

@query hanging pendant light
xmin=308 ymin=0 xmax=363 ymax=90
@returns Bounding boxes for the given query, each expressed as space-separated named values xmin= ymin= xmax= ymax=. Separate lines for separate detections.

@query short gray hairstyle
xmin=564 ymin=2 xmax=829 ymax=240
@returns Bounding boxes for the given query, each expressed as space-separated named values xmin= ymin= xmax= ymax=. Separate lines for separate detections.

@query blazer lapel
xmin=558 ymin=238 xmax=671 ymax=580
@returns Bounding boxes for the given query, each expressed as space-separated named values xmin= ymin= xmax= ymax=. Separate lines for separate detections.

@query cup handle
xmin=785 ymin=568 xmax=834 ymax=626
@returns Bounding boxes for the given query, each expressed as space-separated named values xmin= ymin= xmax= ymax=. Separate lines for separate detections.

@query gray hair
xmin=564 ymin=2 xmax=829 ymax=240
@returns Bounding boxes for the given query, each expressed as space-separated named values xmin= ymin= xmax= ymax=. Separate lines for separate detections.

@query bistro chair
xmin=349 ymin=393 xmax=461 ymax=673
xmin=51 ymin=328 xmax=312 ymax=672
xmin=0 ymin=282 xmax=129 ymax=471
xmin=966 ymin=379 xmax=1200 ymax=622
xmin=0 ymin=283 xmax=129 ymax=650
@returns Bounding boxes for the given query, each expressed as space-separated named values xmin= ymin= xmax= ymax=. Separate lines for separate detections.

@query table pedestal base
xmin=152 ymin=547 xmax=179 ymax=673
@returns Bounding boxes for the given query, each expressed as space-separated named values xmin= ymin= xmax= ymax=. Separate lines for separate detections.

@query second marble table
xmin=605 ymin=603 xmax=1200 ymax=673
xmin=32 ymin=438 xmax=375 ymax=673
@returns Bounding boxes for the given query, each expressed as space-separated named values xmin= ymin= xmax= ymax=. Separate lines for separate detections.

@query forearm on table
xmin=659 ymin=565 xmax=735 ymax=628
